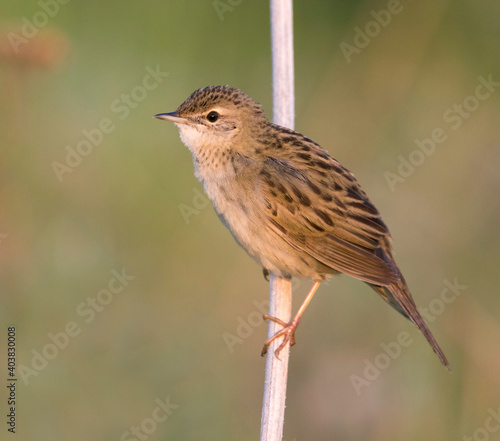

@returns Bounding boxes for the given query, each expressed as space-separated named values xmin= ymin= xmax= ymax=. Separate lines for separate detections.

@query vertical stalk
xmin=260 ymin=1 xmax=294 ymax=440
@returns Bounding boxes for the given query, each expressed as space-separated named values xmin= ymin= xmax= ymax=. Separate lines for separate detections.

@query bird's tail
xmin=370 ymin=277 xmax=450 ymax=370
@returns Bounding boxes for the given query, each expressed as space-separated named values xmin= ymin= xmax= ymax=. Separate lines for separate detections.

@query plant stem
xmin=260 ymin=1 xmax=294 ymax=440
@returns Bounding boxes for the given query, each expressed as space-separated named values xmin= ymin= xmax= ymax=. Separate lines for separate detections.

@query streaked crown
xmin=176 ymin=85 xmax=267 ymax=119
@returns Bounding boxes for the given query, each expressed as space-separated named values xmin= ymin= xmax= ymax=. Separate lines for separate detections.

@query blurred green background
xmin=1 ymin=0 xmax=499 ymax=440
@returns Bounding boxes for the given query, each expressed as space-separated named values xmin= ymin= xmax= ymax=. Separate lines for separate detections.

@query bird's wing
xmin=256 ymin=153 xmax=400 ymax=286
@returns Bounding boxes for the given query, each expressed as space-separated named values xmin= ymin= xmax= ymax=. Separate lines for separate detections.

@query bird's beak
xmin=153 ymin=112 xmax=187 ymax=124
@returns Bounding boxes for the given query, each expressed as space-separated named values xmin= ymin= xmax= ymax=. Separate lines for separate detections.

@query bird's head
xmin=154 ymin=85 xmax=268 ymax=154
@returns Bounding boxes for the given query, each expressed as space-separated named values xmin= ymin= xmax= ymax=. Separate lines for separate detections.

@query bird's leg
xmin=262 ymin=268 xmax=270 ymax=281
xmin=261 ymin=281 xmax=321 ymax=359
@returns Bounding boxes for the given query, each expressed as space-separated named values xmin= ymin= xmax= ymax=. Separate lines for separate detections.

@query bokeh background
xmin=1 ymin=1 xmax=499 ymax=440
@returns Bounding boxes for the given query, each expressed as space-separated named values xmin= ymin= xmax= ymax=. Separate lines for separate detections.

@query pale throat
xmin=176 ymin=123 xmax=206 ymax=154
xmin=176 ymin=122 xmax=237 ymax=188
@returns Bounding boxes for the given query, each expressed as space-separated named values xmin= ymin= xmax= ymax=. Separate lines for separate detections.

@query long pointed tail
xmin=371 ymin=278 xmax=450 ymax=370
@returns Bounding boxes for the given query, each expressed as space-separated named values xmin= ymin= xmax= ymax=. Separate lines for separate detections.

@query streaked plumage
xmin=155 ymin=85 xmax=449 ymax=369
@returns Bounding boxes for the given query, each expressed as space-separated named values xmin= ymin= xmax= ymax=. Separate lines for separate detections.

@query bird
xmin=154 ymin=85 xmax=449 ymax=369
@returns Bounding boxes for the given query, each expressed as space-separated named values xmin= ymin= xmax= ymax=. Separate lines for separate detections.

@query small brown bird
xmin=155 ymin=85 xmax=449 ymax=369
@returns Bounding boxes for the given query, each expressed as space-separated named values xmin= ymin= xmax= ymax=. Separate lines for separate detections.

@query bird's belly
xmin=215 ymin=200 xmax=333 ymax=281
xmin=199 ymin=172 xmax=334 ymax=281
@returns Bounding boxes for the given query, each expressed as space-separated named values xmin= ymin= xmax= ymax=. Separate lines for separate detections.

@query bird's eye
xmin=206 ymin=111 xmax=220 ymax=123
